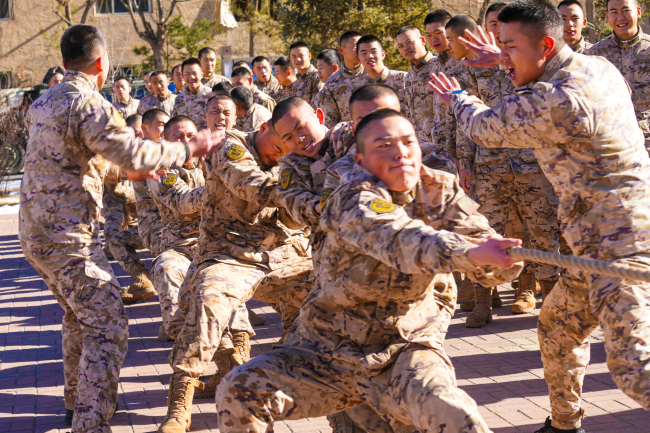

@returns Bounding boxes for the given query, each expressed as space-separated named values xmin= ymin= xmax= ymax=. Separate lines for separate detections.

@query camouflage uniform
xmin=453 ymin=45 xmax=650 ymax=429
xmin=404 ymin=52 xmax=438 ymax=143
xmin=293 ymin=64 xmax=323 ymax=108
xmin=215 ymin=163 xmax=521 ymax=432
xmin=137 ymin=94 xmax=156 ymax=115
xmin=234 ymin=103 xmax=272 ymax=133
xmin=587 ymin=28 xmax=650 ymax=152
xmin=315 ymin=64 xmax=366 ymax=128
xmin=431 ymin=51 xmax=463 ymax=159
xmin=172 ymin=84 xmax=212 ymax=130
xmin=276 ymin=82 xmax=297 ymax=102
xmin=168 ymin=130 xmax=314 ymax=381
xmin=19 ymin=70 xmax=187 ymax=433
xmin=250 ymin=85 xmax=277 ymax=112
xmin=364 ymin=68 xmax=407 ymax=114
xmin=255 ymin=75 xmax=283 ymax=102
xmin=112 ymin=96 xmax=139 ymax=119
xmin=202 ymin=72 xmax=231 ymax=89
xmin=132 ymin=180 xmax=164 ymax=257
xmin=137 ymin=91 xmax=176 ymax=115
xmin=572 ymin=37 xmax=593 ymax=53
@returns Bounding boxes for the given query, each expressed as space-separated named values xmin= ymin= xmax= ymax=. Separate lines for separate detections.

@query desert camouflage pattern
xmin=431 ymin=51 xmax=464 ymax=159
xmin=255 ymin=75 xmax=283 ymax=102
xmin=201 ymin=72 xmax=231 ymax=89
xmin=364 ymin=68 xmax=407 ymax=113
xmin=112 ymin=96 xmax=139 ymax=119
xmin=132 ymin=179 xmax=164 ymax=256
xmin=153 ymin=246 xmax=194 ymax=334
xmin=572 ymin=37 xmax=593 ymax=53
xmin=172 ymin=83 xmax=213 ymax=130
xmin=137 ymin=94 xmax=156 ymax=115
xmin=234 ymin=103 xmax=273 ymax=133
xmin=107 ymin=225 xmax=146 ymax=277
xmin=21 ymin=241 xmax=127 ymax=433
xmin=404 ymin=52 xmax=438 ymax=143
xmin=453 ymin=45 xmax=650 ymax=429
xmin=102 ymin=181 xmax=137 ymax=241
xmin=137 ymin=91 xmax=176 ymax=115
xmin=293 ymin=64 xmax=323 ymax=108
xmin=19 ymin=70 xmax=186 ymax=245
xmin=250 ymin=85 xmax=277 ymax=112
xmin=587 ymin=28 xmax=650 ymax=151
xmin=315 ymin=64 xmax=366 ymax=128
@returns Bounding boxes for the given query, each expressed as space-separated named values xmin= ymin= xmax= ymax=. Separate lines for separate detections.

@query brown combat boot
xmin=466 ymin=286 xmax=493 ymax=328
xmin=248 ymin=308 xmax=266 ymax=326
xmin=158 ymin=376 xmax=203 ymax=433
xmin=457 ymin=278 xmax=475 ymax=311
xmin=121 ymin=268 xmax=156 ymax=305
xmin=194 ymin=331 xmax=249 ymax=399
xmin=158 ymin=324 xmax=174 ymax=342
xmin=492 ymin=287 xmax=502 ymax=308
xmin=512 ymin=272 xmax=537 ymax=314
xmin=538 ymin=278 xmax=558 ymax=305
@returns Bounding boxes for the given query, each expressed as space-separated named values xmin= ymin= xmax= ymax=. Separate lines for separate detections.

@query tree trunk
xmin=585 ymin=0 xmax=596 ymax=42
xmin=249 ymin=26 xmax=255 ymax=57
xmin=152 ymin=39 xmax=166 ymax=70
xmin=80 ymin=0 xmax=96 ymax=24
xmin=476 ymin=0 xmax=491 ymax=25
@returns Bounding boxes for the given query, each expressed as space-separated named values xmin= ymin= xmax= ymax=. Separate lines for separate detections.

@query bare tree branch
xmin=476 ymin=0 xmax=490 ymax=25
xmin=80 ymin=0 xmax=98 ymax=24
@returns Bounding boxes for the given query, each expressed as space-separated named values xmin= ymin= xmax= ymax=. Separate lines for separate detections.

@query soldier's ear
xmin=333 ymin=64 xmax=339 ymax=73
xmin=315 ymin=108 xmax=325 ymax=125
xmin=354 ymin=153 xmax=363 ymax=166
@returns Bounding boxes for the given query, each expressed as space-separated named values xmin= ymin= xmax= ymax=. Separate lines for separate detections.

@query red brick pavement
xmin=1 ymin=212 xmax=649 ymax=432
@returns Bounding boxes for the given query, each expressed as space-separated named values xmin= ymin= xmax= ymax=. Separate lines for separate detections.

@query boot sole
xmin=465 ymin=315 xmax=492 ymax=328
xmin=122 ymin=288 xmax=157 ymax=305
xmin=194 ymin=389 xmax=216 ymax=399
xmin=511 ymin=306 xmax=535 ymax=314
xmin=492 ymin=300 xmax=503 ymax=308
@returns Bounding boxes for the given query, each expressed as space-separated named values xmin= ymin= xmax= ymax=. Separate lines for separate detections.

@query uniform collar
xmin=258 ymin=76 xmax=278 ymax=88
xmin=537 ymin=44 xmax=574 ymax=84
xmin=389 ymin=187 xmax=416 ymax=205
xmin=572 ymin=37 xmax=587 ymax=52
xmin=203 ymin=72 xmax=215 ymax=82
xmin=343 ymin=63 xmax=365 ymax=77
xmin=366 ymin=68 xmax=390 ymax=83
xmin=614 ymin=26 xmax=643 ymax=49
xmin=412 ymin=52 xmax=434 ymax=71
xmin=184 ymin=84 xmax=204 ymax=95
xmin=297 ymin=64 xmax=317 ymax=80
xmin=63 ymin=70 xmax=98 ymax=91
xmin=247 ymin=131 xmax=263 ymax=166
xmin=115 ymin=96 xmax=133 ymax=106
xmin=157 ymin=90 xmax=172 ymax=101
xmin=437 ymin=50 xmax=452 ymax=66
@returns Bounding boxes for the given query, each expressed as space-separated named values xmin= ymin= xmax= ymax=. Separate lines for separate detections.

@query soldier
xmin=19 ymin=24 xmax=223 ymax=433
xmin=586 ymin=0 xmax=650 ymax=152
xmin=273 ymin=56 xmax=298 ymax=101
xmin=289 ymin=41 xmax=322 ymax=107
xmin=137 ymin=70 xmax=156 ymax=114
xmin=138 ymin=70 xmax=176 ymax=115
xmin=232 ymin=86 xmax=272 ymax=133
xmin=447 ymin=13 xmax=560 ymax=326
xmin=252 ymin=55 xmax=283 ymax=102
xmin=233 ymin=60 xmax=252 ymax=71
xmin=112 ymin=76 xmax=139 ymax=119
xmin=215 ymin=109 xmax=523 ymax=433
xmin=198 ymin=47 xmax=230 ymax=89
xmin=173 ymin=57 xmax=212 ymax=130
xmin=230 ymin=66 xmax=277 ymax=111
xmin=158 ymin=116 xmax=313 ymax=433
xmin=485 ymin=2 xmax=507 ymax=41
xmin=171 ymin=64 xmax=184 ymax=94
xmin=430 ymin=1 xmax=650 ymax=431
xmin=315 ymin=48 xmax=340 ymax=84
xmin=357 ymin=35 xmax=406 ymax=108
xmin=558 ymin=0 xmax=592 ymax=53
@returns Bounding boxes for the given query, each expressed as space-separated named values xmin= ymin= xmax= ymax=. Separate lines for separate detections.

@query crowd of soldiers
xmin=16 ymin=0 xmax=650 ymax=432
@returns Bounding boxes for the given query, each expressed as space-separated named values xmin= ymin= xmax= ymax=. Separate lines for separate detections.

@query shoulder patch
xmin=280 ymin=168 xmax=292 ymax=190
xmin=298 ymin=165 xmax=310 ymax=171
xmin=457 ymin=195 xmax=479 ymax=215
xmin=227 ymin=143 xmax=247 ymax=160
xmin=320 ymin=188 xmax=334 ymax=207
xmin=480 ymin=71 xmax=494 ymax=77
xmin=370 ymin=198 xmax=396 ymax=213
xmin=162 ymin=172 xmax=178 ymax=186
xmin=338 ymin=86 xmax=347 ymax=93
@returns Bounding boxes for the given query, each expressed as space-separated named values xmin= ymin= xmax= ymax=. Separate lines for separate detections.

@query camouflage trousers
xmin=168 ymin=257 xmax=314 ymax=378
xmin=137 ymin=214 xmax=164 ymax=257
xmin=474 ymin=171 xmax=560 ymax=280
xmin=21 ymin=241 xmax=128 ymax=433
xmin=106 ymin=225 xmax=146 ymax=278
xmin=152 ymin=246 xmax=193 ymax=334
xmin=102 ymin=189 xmax=135 ymax=239
xmin=216 ymin=343 xmax=492 ymax=433
xmin=538 ymin=252 xmax=650 ymax=429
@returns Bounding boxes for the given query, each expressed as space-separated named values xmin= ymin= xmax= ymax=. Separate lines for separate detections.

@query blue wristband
xmin=452 ymin=89 xmax=466 ymax=94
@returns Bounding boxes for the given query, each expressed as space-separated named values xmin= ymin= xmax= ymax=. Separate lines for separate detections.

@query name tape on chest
xmin=370 ymin=198 xmax=396 ymax=213
xmin=227 ymin=143 xmax=247 ymax=161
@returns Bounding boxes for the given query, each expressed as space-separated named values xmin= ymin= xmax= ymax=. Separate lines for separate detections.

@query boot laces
xmin=168 ymin=379 xmax=192 ymax=417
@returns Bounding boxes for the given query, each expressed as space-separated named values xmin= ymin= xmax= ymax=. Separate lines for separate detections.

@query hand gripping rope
xmin=507 ymin=248 xmax=650 ymax=283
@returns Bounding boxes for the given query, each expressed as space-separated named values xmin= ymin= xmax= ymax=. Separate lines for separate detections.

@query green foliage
xmin=132 ymin=45 xmax=155 ymax=74
xmin=275 ymin=0 xmax=432 ymax=71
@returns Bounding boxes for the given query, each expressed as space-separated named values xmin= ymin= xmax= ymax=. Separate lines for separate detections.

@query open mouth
xmin=302 ymin=140 xmax=315 ymax=152
xmin=617 ymin=21 xmax=630 ymax=29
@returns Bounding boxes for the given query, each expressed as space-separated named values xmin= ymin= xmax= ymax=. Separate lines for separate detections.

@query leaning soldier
xmin=138 ymin=70 xmax=176 ymax=115
xmin=289 ymin=41 xmax=322 ymax=108
xmin=19 ymin=24 xmax=223 ymax=433
xmin=172 ymin=57 xmax=213 ymax=130
xmin=198 ymin=46 xmax=230 ymax=89
xmin=430 ymin=1 xmax=650 ymax=431
xmin=315 ymin=48 xmax=340 ymax=85
xmin=230 ymin=66 xmax=277 ymax=111
xmin=215 ymin=109 xmax=522 ymax=432
xmin=112 ymin=76 xmax=139 ymax=119
xmin=231 ymin=86 xmax=272 ymax=133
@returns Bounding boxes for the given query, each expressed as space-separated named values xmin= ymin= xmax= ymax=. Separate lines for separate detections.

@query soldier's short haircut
xmin=231 ymin=86 xmax=254 ymax=111
xmin=206 ymin=94 xmax=235 ymax=110
xmin=164 ymin=115 xmax=196 ymax=139
xmin=557 ymin=0 xmax=584 ymax=13
xmin=424 ymin=9 xmax=452 ymax=27
xmin=231 ymin=67 xmax=252 ymax=79
xmin=355 ymin=109 xmax=405 ymax=153
xmin=349 ymin=84 xmax=399 ymax=110
xmin=340 ymin=30 xmax=362 ymax=47
xmin=289 ymin=41 xmax=310 ymax=52
xmin=486 ymin=2 xmax=508 ymax=18
xmin=171 ymin=64 xmax=182 ymax=75
xmin=316 ymin=49 xmax=341 ymax=68
xmin=252 ymin=56 xmax=270 ymax=67
xmin=198 ymin=47 xmax=217 ymax=59
xmin=233 ymin=60 xmax=251 ymax=70
xmin=212 ymin=81 xmax=234 ymax=95
xmin=606 ymin=0 xmax=636 ymax=8
xmin=396 ymin=26 xmax=420 ymax=38
xmin=446 ymin=14 xmax=478 ymax=36
xmin=150 ymin=70 xmax=167 ymax=79
xmin=144 ymin=70 xmax=154 ymax=78
xmin=356 ymin=35 xmax=384 ymax=54
xmin=274 ymin=56 xmax=295 ymax=72
xmin=271 ymin=96 xmax=312 ymax=126
xmin=181 ymin=57 xmax=202 ymax=73
xmin=142 ymin=109 xmax=168 ymax=126
xmin=113 ymin=76 xmax=130 ymax=86
xmin=60 ymin=24 xmax=107 ymax=71
xmin=125 ymin=114 xmax=142 ymax=128
xmin=498 ymin=0 xmax=564 ymax=43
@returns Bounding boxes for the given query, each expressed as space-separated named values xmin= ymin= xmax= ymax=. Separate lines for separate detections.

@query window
xmin=96 ymin=0 xmax=150 ymax=15
xmin=0 ymin=0 xmax=12 ymax=20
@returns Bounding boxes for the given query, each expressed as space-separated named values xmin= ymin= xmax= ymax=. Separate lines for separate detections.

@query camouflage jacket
xmin=19 ymin=70 xmax=186 ymax=244
xmin=148 ymin=161 xmax=205 ymax=250
xmin=572 ymin=37 xmax=593 ymax=53
xmin=431 ymin=51 xmax=463 ymax=159
xmin=137 ymin=94 xmax=156 ymax=115
xmin=364 ymin=68 xmax=407 ymax=114
xmin=404 ymin=52 xmax=438 ymax=143
xmin=234 ymin=103 xmax=272 ymax=133
xmin=138 ymin=91 xmax=176 ymax=115
xmin=294 ymin=64 xmax=323 ymax=108
xmin=453 ymin=44 xmax=650 ymax=264
xmin=202 ymin=72 xmax=231 ymax=89
xmin=196 ymin=130 xmax=307 ymax=266
xmin=315 ymin=64 xmax=366 ymax=128
xmin=458 ymin=65 xmax=541 ymax=175
xmin=587 ymin=29 xmax=650 ymax=151
xmin=133 ymin=179 xmax=164 ymax=256
xmin=296 ymin=163 xmax=520 ymax=372
xmin=172 ymin=84 xmax=212 ymax=130
xmin=250 ymin=85 xmax=277 ymax=112
xmin=112 ymin=96 xmax=139 ymax=119
xmin=255 ymin=76 xmax=283 ymax=102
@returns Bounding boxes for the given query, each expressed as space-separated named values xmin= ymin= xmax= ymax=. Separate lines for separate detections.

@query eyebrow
xmin=282 ymin=119 xmax=300 ymax=140
xmin=373 ymin=134 xmax=414 ymax=142
xmin=501 ymin=38 xmax=513 ymax=44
